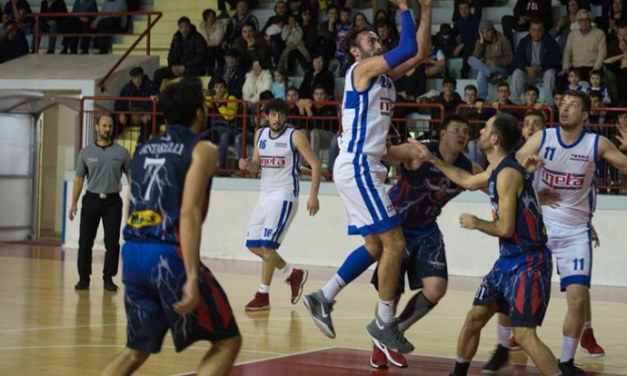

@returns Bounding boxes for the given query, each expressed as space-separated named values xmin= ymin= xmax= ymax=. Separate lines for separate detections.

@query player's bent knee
xmin=512 ymin=327 xmax=537 ymax=347
xmin=213 ymin=335 xmax=242 ymax=355
xmin=125 ymin=348 xmax=150 ymax=364
xmin=464 ymin=308 xmax=489 ymax=332
xmin=423 ymin=284 xmax=447 ymax=303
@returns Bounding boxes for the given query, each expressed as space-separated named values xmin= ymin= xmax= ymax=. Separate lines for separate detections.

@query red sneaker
xmin=245 ymin=292 xmax=270 ymax=311
xmin=508 ymin=336 xmax=522 ymax=351
xmin=374 ymin=338 xmax=408 ymax=368
xmin=580 ymin=328 xmax=605 ymax=357
xmin=370 ymin=344 xmax=388 ymax=369
xmin=286 ymin=268 xmax=308 ymax=304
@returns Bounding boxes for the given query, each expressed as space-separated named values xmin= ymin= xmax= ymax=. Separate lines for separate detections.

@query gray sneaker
xmin=303 ymin=290 xmax=336 ymax=339
xmin=366 ymin=315 xmax=414 ymax=354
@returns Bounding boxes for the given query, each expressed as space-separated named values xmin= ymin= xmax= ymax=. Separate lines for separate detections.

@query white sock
xmin=259 ymin=284 xmax=270 ymax=294
xmin=583 ymin=320 xmax=592 ymax=330
xmin=321 ymin=274 xmax=346 ymax=301
xmin=280 ymin=264 xmax=294 ymax=278
xmin=560 ymin=336 xmax=579 ymax=362
xmin=378 ymin=299 xmax=395 ymax=323
xmin=455 ymin=356 xmax=470 ymax=364
xmin=498 ymin=324 xmax=512 ymax=348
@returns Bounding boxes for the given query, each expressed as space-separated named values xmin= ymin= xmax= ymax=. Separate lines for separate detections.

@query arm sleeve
xmin=383 ymin=10 xmax=418 ymax=69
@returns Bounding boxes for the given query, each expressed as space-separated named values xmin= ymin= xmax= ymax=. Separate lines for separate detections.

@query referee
xmin=69 ymin=115 xmax=131 ymax=291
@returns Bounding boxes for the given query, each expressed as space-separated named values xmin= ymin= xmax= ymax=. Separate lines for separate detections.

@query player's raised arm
xmin=515 ymin=129 xmax=544 ymax=165
xmin=460 ymin=168 xmax=521 ymax=238
xmin=292 ymin=131 xmax=321 ymax=216
xmin=351 ymin=0 xmax=418 ymax=92
xmin=390 ymin=0 xmax=433 ymax=81
xmin=239 ymin=128 xmax=263 ymax=174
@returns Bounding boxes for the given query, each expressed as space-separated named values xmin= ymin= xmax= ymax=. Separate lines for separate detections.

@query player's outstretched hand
xmin=616 ymin=122 xmax=627 ymax=151
xmin=418 ymin=0 xmax=432 ymax=7
xmin=537 ymin=188 xmax=561 ymax=208
xmin=238 ymin=158 xmax=248 ymax=171
xmin=459 ymin=213 xmax=477 ymax=230
xmin=407 ymin=138 xmax=433 ymax=161
xmin=388 ymin=0 xmax=409 ymax=10
xmin=307 ymin=196 xmax=320 ymax=216
xmin=174 ymin=278 xmax=200 ymax=315
xmin=522 ymin=154 xmax=544 ymax=173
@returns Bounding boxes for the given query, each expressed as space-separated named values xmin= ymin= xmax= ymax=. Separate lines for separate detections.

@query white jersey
xmin=339 ymin=62 xmax=397 ymax=159
xmin=257 ymin=126 xmax=300 ymax=198
xmin=534 ymin=127 xmax=599 ymax=226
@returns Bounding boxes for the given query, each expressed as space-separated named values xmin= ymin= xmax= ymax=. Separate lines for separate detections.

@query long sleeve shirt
xmin=72 ymin=0 xmax=98 ymax=20
xmin=562 ymin=27 xmax=607 ymax=70
xmin=243 ymin=70 xmax=273 ymax=104
xmin=97 ymin=0 xmax=126 ymax=21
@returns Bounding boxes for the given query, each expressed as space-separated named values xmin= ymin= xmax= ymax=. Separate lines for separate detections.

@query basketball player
xmin=303 ymin=0 xmax=432 ymax=354
xmin=100 ymin=78 xmax=241 ymax=376
xmin=413 ymin=114 xmax=564 ymax=376
xmin=239 ymin=99 xmax=322 ymax=311
xmin=515 ymin=90 xmax=627 ymax=374
xmin=368 ymin=115 xmax=484 ymax=369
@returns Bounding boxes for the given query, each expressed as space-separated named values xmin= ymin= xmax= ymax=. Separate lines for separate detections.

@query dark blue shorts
xmin=473 ymin=248 xmax=552 ymax=327
xmin=371 ymin=226 xmax=448 ymax=295
xmin=122 ymin=241 xmax=240 ymax=354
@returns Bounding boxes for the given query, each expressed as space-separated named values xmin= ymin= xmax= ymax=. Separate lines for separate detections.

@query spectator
xmin=475 ymin=82 xmax=516 ymax=117
xmin=377 ymin=20 xmax=398 ymax=52
xmin=286 ymin=85 xmax=301 ymax=119
xmin=501 ymin=0 xmax=553 ymax=48
xmin=521 ymin=109 xmax=547 ymax=143
xmin=523 ymin=85 xmax=543 ymax=109
xmin=604 ymin=24 xmax=627 ymax=102
xmin=91 ymin=0 xmax=126 ymax=54
xmin=206 ymin=78 xmax=239 ymax=168
xmin=588 ymin=89 xmax=607 ymax=124
xmin=565 ymin=67 xmax=585 ymax=91
xmin=394 ymin=65 xmax=423 ymax=109
xmin=262 ymin=1 xmax=288 ymax=71
xmin=459 ymin=84 xmax=481 ymax=140
xmin=299 ymin=52 xmax=335 ymax=99
xmin=37 ymin=0 xmax=68 ymax=54
xmin=235 ymin=90 xmax=273 ymax=161
xmin=62 ymin=0 xmax=98 ymax=54
xmin=550 ymin=0 xmax=581 ymax=51
xmin=262 ymin=1 xmax=288 ymax=32
xmin=288 ymin=8 xmax=318 ymax=73
xmin=453 ymin=0 xmax=490 ymax=22
xmin=243 ymin=60 xmax=273 ymax=107
xmin=114 ymin=67 xmax=158 ymax=146
xmin=431 ymin=77 xmax=463 ymax=120
xmin=271 ymin=67 xmax=291 ymax=99
xmin=278 ymin=13 xmax=310 ymax=71
xmin=2 ymin=0 xmax=33 ymax=35
xmin=599 ymin=0 xmax=626 ymax=42
xmin=233 ymin=22 xmax=271 ymax=70
xmin=510 ymin=19 xmax=561 ymax=106
xmin=210 ymin=49 xmax=246 ymax=99
xmin=334 ymin=7 xmax=351 ymax=72
xmin=468 ymin=20 xmax=513 ymax=100
xmin=288 ymin=0 xmax=305 ymax=15
xmin=374 ymin=9 xmax=390 ymax=24
xmin=560 ymin=9 xmax=607 ymax=85
xmin=553 ymin=87 xmax=565 ymax=115
xmin=225 ymin=0 xmax=259 ymax=44
xmin=450 ymin=1 xmax=480 ymax=79
xmin=586 ymin=69 xmax=611 ymax=104
xmin=199 ymin=9 xmax=226 ymax=75
xmin=420 ymin=36 xmax=446 ymax=78
xmin=153 ymin=17 xmax=207 ymax=91
xmin=0 ymin=21 xmax=28 ymax=63
xmin=318 ymin=5 xmax=338 ymax=63
xmin=352 ymin=12 xmax=369 ymax=28
xmin=435 ymin=23 xmax=457 ymax=57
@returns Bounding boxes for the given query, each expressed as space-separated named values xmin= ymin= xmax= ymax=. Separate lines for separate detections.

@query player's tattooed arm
xmin=459 ymin=168 xmax=521 ymax=238
xmin=239 ymin=129 xmax=262 ymax=173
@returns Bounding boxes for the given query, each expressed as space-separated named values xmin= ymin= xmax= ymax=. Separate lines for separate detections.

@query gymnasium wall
xmin=63 ymin=176 xmax=627 ymax=287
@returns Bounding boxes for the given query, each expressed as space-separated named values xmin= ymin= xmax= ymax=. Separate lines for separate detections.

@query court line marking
xmin=164 ymin=346 xmax=338 ymax=376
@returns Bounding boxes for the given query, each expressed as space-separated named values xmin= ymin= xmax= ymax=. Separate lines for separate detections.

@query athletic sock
xmin=378 ymin=299 xmax=395 ymax=323
xmin=583 ymin=320 xmax=592 ymax=330
xmin=498 ymin=324 xmax=512 ymax=348
xmin=280 ymin=263 xmax=294 ymax=278
xmin=560 ymin=336 xmax=579 ymax=362
xmin=398 ymin=291 xmax=437 ymax=332
xmin=321 ymin=274 xmax=346 ymax=301
xmin=259 ymin=284 xmax=270 ymax=294
xmin=453 ymin=356 xmax=471 ymax=376
xmin=321 ymin=246 xmax=375 ymax=301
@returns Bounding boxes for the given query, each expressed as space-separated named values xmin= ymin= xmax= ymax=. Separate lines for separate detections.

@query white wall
xmin=62 ymin=177 xmax=627 ymax=287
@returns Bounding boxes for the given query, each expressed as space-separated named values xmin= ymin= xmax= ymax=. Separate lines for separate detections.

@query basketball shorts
xmin=333 ymin=152 xmax=400 ymax=237
xmin=371 ymin=226 xmax=448 ymax=295
xmin=122 ymin=241 xmax=240 ymax=354
xmin=545 ymin=218 xmax=593 ymax=291
xmin=246 ymin=194 xmax=298 ymax=249
xmin=473 ymin=248 xmax=552 ymax=327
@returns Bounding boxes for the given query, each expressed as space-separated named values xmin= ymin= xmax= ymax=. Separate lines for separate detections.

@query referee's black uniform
xmin=73 ymin=142 xmax=130 ymax=291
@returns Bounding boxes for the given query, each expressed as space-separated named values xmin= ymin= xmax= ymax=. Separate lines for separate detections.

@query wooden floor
xmin=1 ymin=243 xmax=626 ymax=376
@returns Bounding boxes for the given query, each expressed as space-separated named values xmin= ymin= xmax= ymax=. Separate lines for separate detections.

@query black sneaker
xmin=74 ymin=280 xmax=90 ymax=290
xmin=103 ymin=279 xmax=119 ymax=292
xmin=482 ymin=344 xmax=509 ymax=374
xmin=559 ymin=359 xmax=588 ymax=376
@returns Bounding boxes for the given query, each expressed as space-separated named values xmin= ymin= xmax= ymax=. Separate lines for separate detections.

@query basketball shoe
xmin=580 ymin=328 xmax=605 ymax=357
xmin=245 ymin=292 xmax=270 ymax=311
xmin=286 ymin=268 xmax=308 ymax=304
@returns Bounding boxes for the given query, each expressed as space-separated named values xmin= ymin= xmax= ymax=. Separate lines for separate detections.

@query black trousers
xmin=77 ymin=192 xmax=123 ymax=282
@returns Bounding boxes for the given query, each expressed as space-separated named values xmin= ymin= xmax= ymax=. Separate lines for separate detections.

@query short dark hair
xmin=442 ymin=77 xmax=457 ymax=87
xmin=202 ymin=9 xmax=216 ymax=21
xmin=618 ymin=21 xmax=627 ymax=30
xmin=564 ymin=90 xmax=591 ymax=112
xmin=441 ymin=114 xmax=469 ymax=131
xmin=178 ymin=16 xmax=191 ymax=26
xmin=491 ymin=114 xmax=522 ymax=152
xmin=568 ymin=67 xmax=580 ymax=76
xmin=464 ymin=84 xmax=477 ymax=93
xmin=264 ymin=99 xmax=290 ymax=114
xmin=96 ymin=114 xmax=113 ymax=125
xmin=312 ymin=83 xmax=328 ymax=93
xmin=588 ymin=90 xmax=603 ymax=101
xmin=159 ymin=78 xmax=204 ymax=127
xmin=287 ymin=85 xmax=299 ymax=93
xmin=211 ymin=77 xmax=227 ymax=88
xmin=524 ymin=85 xmax=539 ymax=96
xmin=259 ymin=90 xmax=275 ymax=101
xmin=554 ymin=87 xmax=565 ymax=96
xmin=376 ymin=19 xmax=390 ymax=30
xmin=524 ymin=109 xmax=547 ymax=126
xmin=327 ymin=5 xmax=338 ymax=14
xmin=345 ymin=25 xmax=376 ymax=65
xmin=340 ymin=7 xmax=351 ymax=14
xmin=457 ymin=0 xmax=470 ymax=8
xmin=497 ymin=82 xmax=510 ymax=90
xmin=529 ymin=17 xmax=544 ymax=27
xmin=130 ymin=67 xmax=144 ymax=77
xmin=225 ymin=49 xmax=239 ymax=58
xmin=589 ymin=69 xmax=603 ymax=78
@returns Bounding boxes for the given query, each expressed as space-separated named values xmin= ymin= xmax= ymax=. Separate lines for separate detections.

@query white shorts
xmin=245 ymin=195 xmax=298 ymax=249
xmin=545 ymin=219 xmax=593 ymax=291
xmin=333 ymin=152 xmax=399 ymax=237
